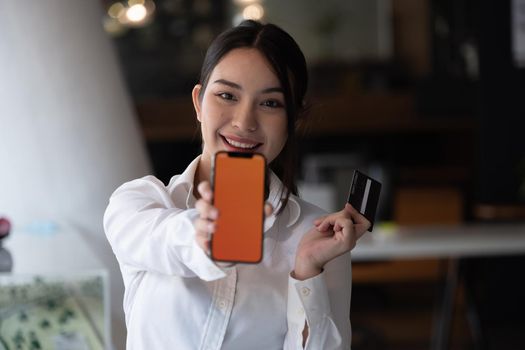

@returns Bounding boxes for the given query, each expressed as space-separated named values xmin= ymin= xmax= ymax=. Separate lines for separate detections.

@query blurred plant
xmin=40 ymin=319 xmax=51 ymax=329
xmin=18 ymin=311 xmax=28 ymax=322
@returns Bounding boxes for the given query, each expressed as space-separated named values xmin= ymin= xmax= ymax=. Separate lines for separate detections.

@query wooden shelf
xmin=136 ymin=93 xmax=476 ymax=142
xmin=473 ymin=204 xmax=525 ymax=221
xmin=136 ymin=96 xmax=199 ymax=142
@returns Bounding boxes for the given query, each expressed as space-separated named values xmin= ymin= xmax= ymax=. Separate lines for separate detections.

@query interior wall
xmin=0 ymin=1 xmax=152 ymax=349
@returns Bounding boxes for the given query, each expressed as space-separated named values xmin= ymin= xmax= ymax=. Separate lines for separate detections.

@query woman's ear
xmin=192 ymin=84 xmax=202 ymax=122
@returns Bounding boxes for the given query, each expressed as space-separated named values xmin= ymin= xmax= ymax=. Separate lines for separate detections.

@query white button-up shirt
xmin=104 ymin=156 xmax=352 ymax=350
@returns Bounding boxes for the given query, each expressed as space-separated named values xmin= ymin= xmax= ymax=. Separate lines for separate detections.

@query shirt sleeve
xmin=284 ymin=252 xmax=352 ymax=350
xmin=103 ymin=176 xmax=227 ymax=281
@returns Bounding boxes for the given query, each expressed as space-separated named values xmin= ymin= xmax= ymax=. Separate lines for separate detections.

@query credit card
xmin=347 ymin=170 xmax=382 ymax=231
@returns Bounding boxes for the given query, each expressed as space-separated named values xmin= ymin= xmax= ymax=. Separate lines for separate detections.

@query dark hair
xmin=197 ymin=20 xmax=308 ymax=214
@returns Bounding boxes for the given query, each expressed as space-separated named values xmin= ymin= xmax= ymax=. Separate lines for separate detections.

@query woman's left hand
xmin=293 ymin=203 xmax=371 ymax=280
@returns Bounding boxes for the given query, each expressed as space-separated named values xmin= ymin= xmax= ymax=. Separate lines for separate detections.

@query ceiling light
xmin=242 ymin=4 xmax=264 ymax=21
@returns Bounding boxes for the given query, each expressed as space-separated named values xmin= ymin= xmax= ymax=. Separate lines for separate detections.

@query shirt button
xmin=300 ymin=287 xmax=311 ymax=297
xmin=297 ymin=308 xmax=305 ymax=316
xmin=218 ymin=300 xmax=227 ymax=310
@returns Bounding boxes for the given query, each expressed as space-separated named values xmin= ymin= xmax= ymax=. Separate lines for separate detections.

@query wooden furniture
xmin=353 ymin=223 xmax=525 ymax=350
xmin=135 ymin=93 xmax=475 ymax=141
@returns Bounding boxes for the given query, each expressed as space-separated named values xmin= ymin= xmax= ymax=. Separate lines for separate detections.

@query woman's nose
xmin=232 ymin=104 xmax=257 ymax=132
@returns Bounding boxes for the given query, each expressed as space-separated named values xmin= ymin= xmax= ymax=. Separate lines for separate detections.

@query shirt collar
xmin=168 ymin=155 xmax=301 ymax=230
xmin=266 ymin=172 xmax=301 ymax=229
xmin=167 ymin=155 xmax=201 ymax=209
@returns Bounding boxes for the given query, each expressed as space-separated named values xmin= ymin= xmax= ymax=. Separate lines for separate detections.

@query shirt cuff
xmin=288 ymin=271 xmax=332 ymax=330
xmin=170 ymin=209 xmax=228 ymax=281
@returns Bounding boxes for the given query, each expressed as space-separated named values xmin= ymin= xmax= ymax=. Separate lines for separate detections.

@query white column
xmin=0 ymin=1 xmax=151 ymax=348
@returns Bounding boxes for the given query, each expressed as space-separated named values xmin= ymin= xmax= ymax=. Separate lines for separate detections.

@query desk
xmin=353 ymin=223 xmax=525 ymax=261
xmin=352 ymin=223 xmax=525 ymax=350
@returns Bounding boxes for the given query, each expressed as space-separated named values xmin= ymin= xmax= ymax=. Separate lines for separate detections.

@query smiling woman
xmin=104 ymin=20 xmax=371 ymax=350
xmin=191 ymin=48 xmax=288 ymax=188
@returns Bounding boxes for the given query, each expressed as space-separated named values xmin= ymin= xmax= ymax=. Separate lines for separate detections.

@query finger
xmin=195 ymin=199 xmax=219 ymax=220
xmin=333 ymin=216 xmax=349 ymax=232
xmin=334 ymin=217 xmax=353 ymax=234
xmin=314 ymin=215 xmax=327 ymax=226
xmin=344 ymin=203 xmax=371 ymax=231
xmin=194 ymin=218 xmax=215 ymax=238
xmin=343 ymin=203 xmax=360 ymax=217
xmin=316 ymin=220 xmax=330 ymax=231
xmin=317 ymin=216 xmax=336 ymax=232
xmin=194 ymin=217 xmax=215 ymax=255
xmin=195 ymin=234 xmax=211 ymax=254
xmin=264 ymin=203 xmax=274 ymax=218
xmin=333 ymin=220 xmax=343 ymax=233
xmin=197 ymin=181 xmax=213 ymax=202
xmin=340 ymin=220 xmax=357 ymax=251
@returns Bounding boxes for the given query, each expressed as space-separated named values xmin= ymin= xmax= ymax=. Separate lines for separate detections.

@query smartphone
xmin=211 ymin=151 xmax=266 ymax=263
xmin=347 ymin=170 xmax=382 ymax=232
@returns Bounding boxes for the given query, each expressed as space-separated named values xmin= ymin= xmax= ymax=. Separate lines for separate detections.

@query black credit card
xmin=347 ymin=170 xmax=381 ymax=232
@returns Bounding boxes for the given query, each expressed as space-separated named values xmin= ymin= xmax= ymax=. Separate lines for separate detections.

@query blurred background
xmin=1 ymin=0 xmax=525 ymax=349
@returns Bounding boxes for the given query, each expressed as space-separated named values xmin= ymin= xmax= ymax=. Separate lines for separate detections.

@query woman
xmin=104 ymin=20 xmax=370 ymax=350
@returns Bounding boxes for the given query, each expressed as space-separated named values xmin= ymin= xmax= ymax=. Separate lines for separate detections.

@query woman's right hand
xmin=194 ymin=181 xmax=218 ymax=255
xmin=193 ymin=180 xmax=274 ymax=255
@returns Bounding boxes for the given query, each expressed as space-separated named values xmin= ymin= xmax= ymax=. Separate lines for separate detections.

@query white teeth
xmin=225 ymin=137 xmax=258 ymax=149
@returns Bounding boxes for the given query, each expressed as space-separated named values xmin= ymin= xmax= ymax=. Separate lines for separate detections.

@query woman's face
xmin=192 ymin=48 xmax=288 ymax=178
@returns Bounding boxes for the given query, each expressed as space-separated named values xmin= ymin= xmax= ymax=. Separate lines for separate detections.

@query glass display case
xmin=0 ymin=271 xmax=109 ymax=350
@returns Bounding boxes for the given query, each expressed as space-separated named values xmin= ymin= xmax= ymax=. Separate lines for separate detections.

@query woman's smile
xmin=220 ymin=134 xmax=263 ymax=152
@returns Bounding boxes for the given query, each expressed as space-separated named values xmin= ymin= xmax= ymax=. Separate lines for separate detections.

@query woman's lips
xmin=220 ymin=134 xmax=262 ymax=151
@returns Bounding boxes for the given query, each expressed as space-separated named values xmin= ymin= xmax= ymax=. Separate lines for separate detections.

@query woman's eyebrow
xmin=213 ymin=79 xmax=242 ymax=90
xmin=213 ymin=78 xmax=283 ymax=94
xmin=261 ymin=87 xmax=284 ymax=94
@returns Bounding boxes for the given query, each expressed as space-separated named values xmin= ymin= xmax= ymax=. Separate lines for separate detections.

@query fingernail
xmin=207 ymin=222 xmax=215 ymax=233
xmin=210 ymin=209 xmax=218 ymax=220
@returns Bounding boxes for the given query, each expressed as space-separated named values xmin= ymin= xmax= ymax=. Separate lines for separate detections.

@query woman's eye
xmin=218 ymin=92 xmax=235 ymax=101
xmin=261 ymin=100 xmax=283 ymax=108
